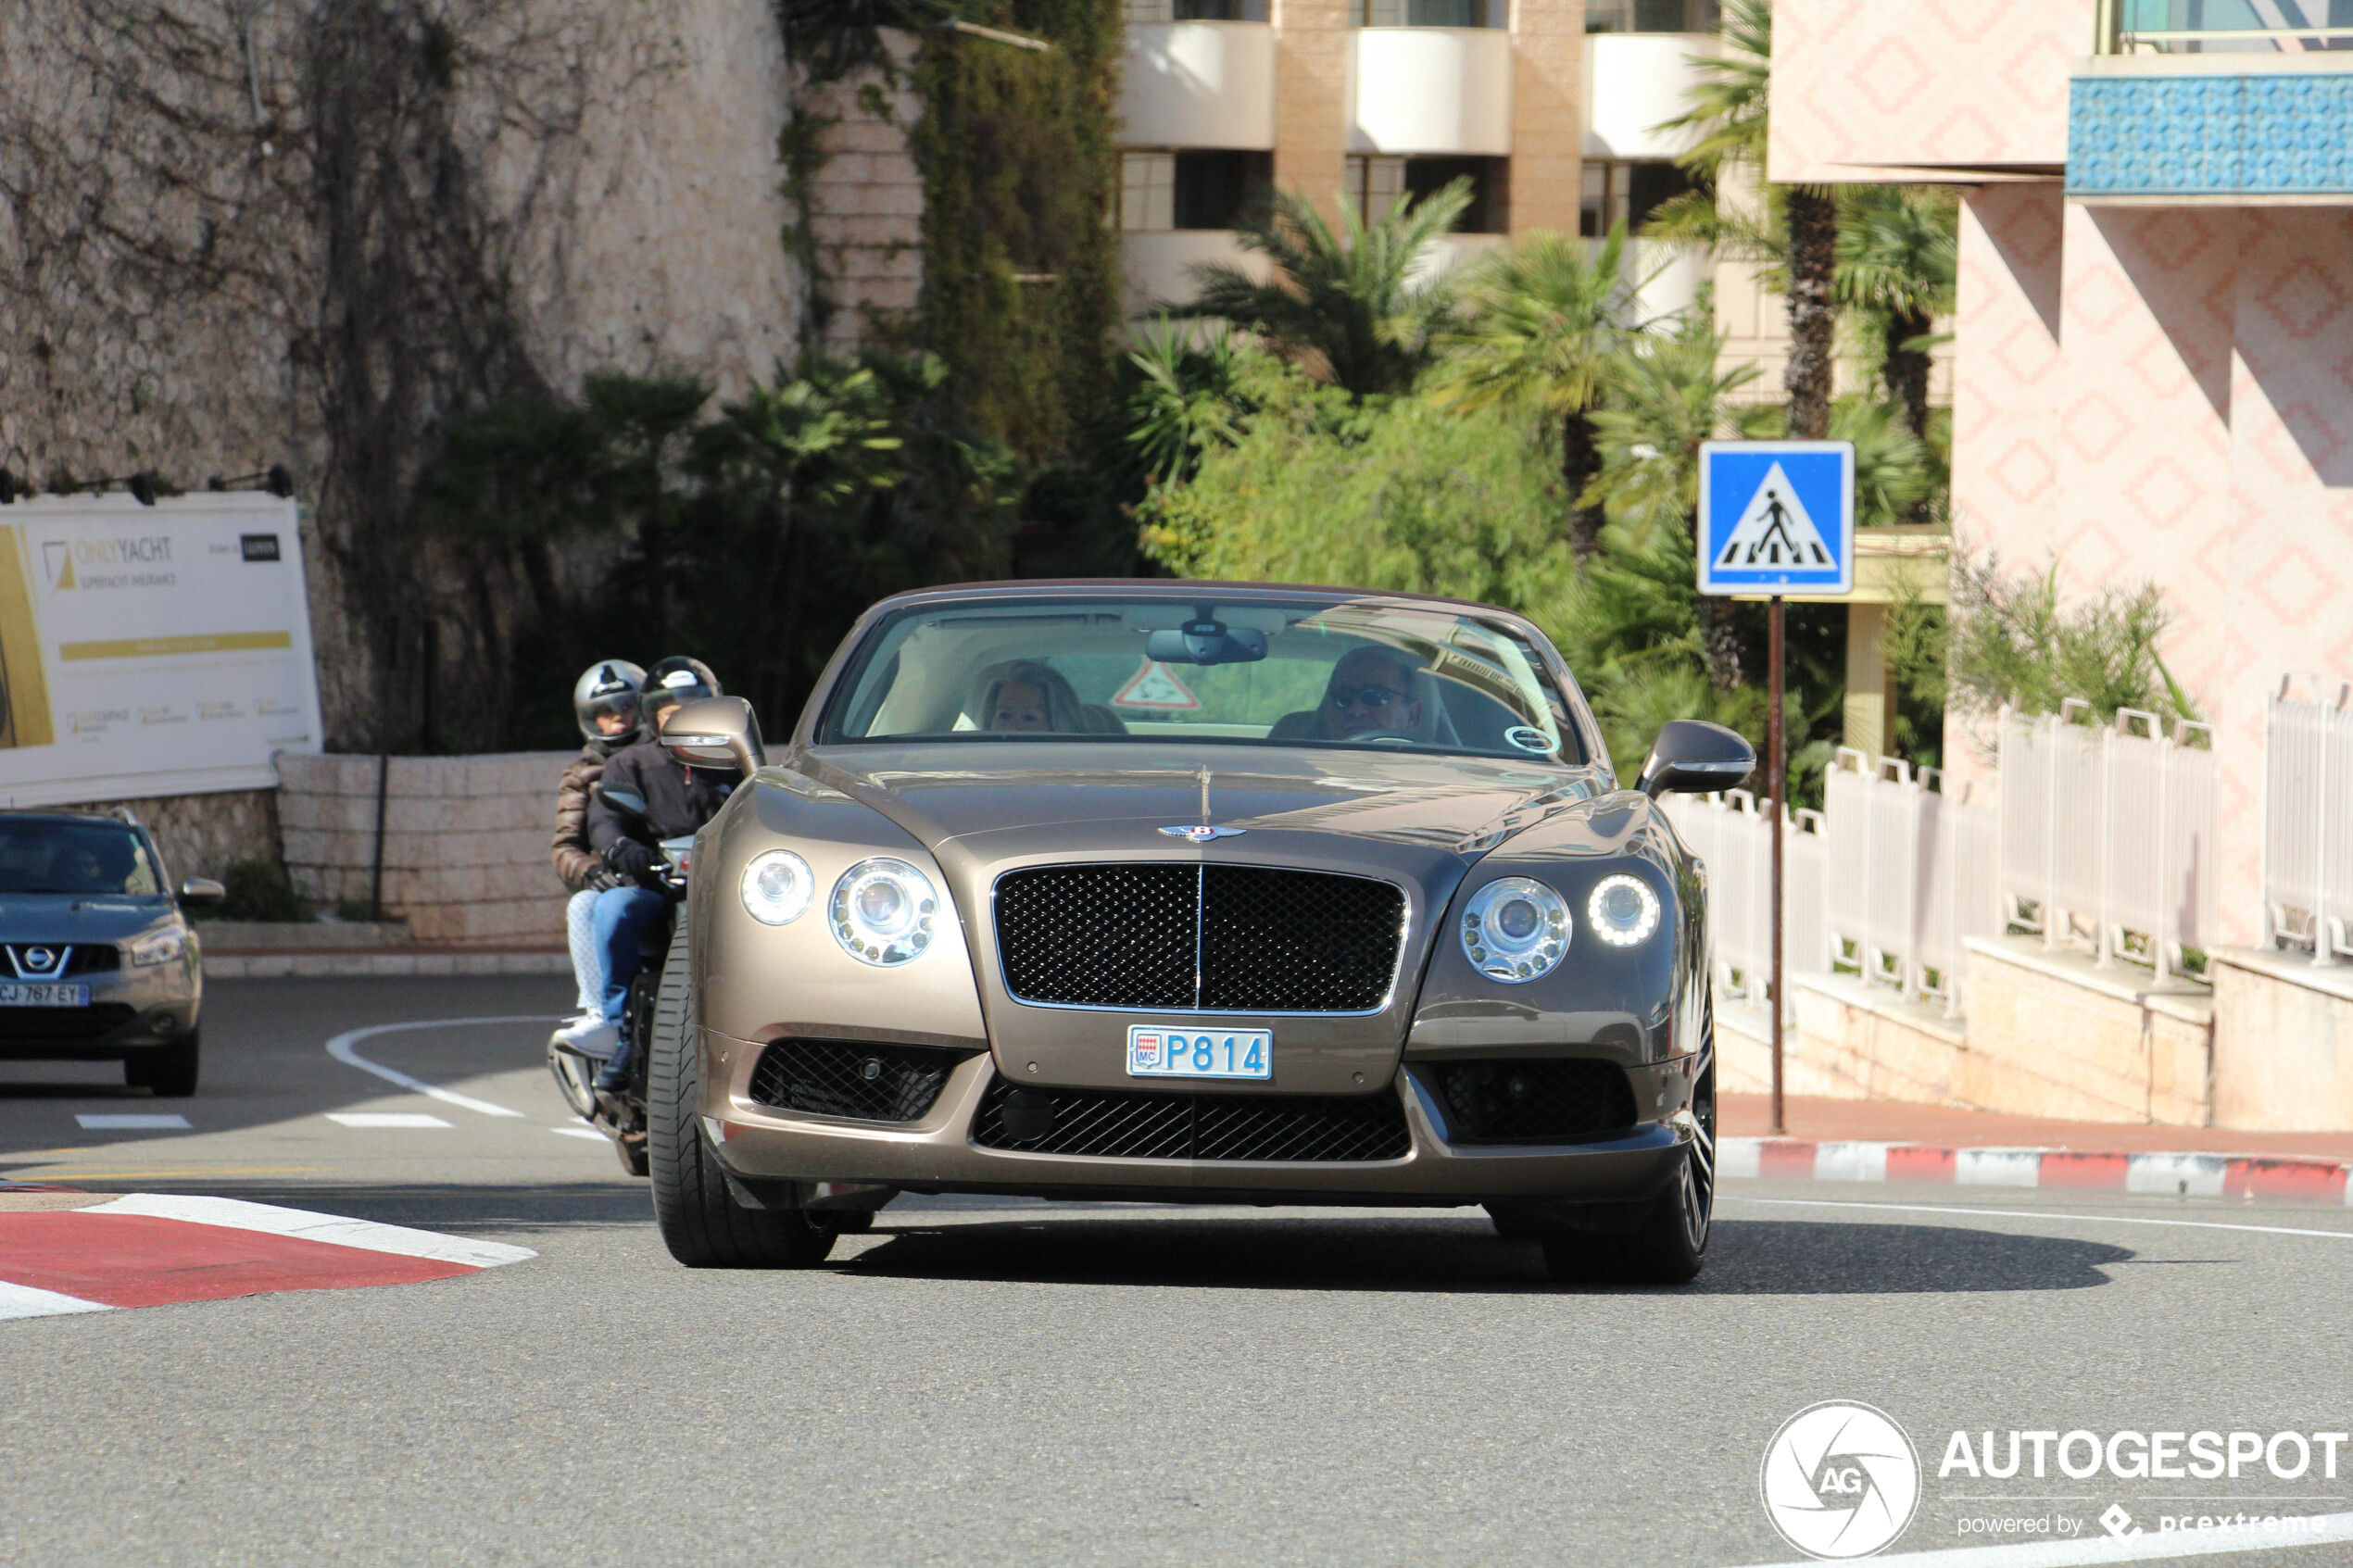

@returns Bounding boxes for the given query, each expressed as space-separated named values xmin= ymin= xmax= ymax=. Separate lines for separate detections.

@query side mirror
xmin=179 ymin=876 xmax=227 ymax=907
xmin=1636 ymin=720 xmax=1756 ymax=798
xmin=660 ymin=696 xmax=764 ymax=780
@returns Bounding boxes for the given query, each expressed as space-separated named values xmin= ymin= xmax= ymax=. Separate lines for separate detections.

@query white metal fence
xmin=1997 ymin=702 xmax=2216 ymax=979
xmin=1661 ymin=791 xmax=1826 ymax=1005
xmin=1821 ymin=749 xmax=2005 ymax=1010
xmin=2263 ymin=677 xmax=2353 ymax=960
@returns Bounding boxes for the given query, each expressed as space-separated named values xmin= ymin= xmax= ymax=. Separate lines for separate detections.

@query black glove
xmin=583 ymin=865 xmax=624 ymax=893
xmin=605 ymin=839 xmax=658 ymax=882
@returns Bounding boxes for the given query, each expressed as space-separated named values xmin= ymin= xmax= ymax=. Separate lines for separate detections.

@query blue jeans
xmin=592 ymin=885 xmax=670 ymax=1028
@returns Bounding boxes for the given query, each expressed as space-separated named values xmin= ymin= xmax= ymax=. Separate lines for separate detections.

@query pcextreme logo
xmin=1760 ymin=1401 xmax=1922 ymax=1560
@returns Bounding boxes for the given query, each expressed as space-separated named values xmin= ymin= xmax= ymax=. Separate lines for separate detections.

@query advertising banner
xmin=0 ymin=494 xmax=324 ymax=807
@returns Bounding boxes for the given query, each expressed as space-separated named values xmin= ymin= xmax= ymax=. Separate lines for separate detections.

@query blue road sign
xmin=1696 ymin=440 xmax=1856 ymax=596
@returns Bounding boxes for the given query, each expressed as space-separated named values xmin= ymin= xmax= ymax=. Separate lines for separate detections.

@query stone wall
xmin=800 ymin=36 xmax=925 ymax=355
xmin=68 ymin=789 xmax=282 ymax=886
xmin=2210 ymin=949 xmax=2353 ymax=1133
xmin=276 ymin=752 xmax=573 ymax=946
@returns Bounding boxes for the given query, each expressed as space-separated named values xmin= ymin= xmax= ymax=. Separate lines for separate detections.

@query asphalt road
xmin=2 ymin=976 xmax=2349 ymax=1568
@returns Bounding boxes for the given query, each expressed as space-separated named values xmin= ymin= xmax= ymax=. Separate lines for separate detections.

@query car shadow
xmin=835 ymin=1215 xmax=2135 ymax=1296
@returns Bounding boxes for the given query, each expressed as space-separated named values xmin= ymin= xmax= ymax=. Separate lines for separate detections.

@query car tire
xmin=135 ymin=1032 xmax=201 ymax=1098
xmin=1542 ymin=1033 xmax=1714 ymax=1286
xmin=647 ymin=918 xmax=837 ymax=1270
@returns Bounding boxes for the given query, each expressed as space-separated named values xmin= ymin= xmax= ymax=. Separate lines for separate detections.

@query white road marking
xmin=1737 ymin=1510 xmax=2353 ymax=1566
xmin=550 ymin=1126 xmax=608 ymax=1142
xmin=1720 ymin=1195 xmax=2353 ymax=1241
xmin=74 ymin=1114 xmax=190 ymax=1130
xmin=0 ymin=1280 xmax=112 ymax=1321
xmin=84 ymin=1194 xmax=535 ymax=1268
xmin=324 ymin=1017 xmax=555 ymax=1119
xmin=326 ymin=1112 xmax=453 ymax=1129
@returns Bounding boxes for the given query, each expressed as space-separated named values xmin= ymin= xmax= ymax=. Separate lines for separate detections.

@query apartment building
xmin=1114 ymin=0 xmax=1722 ymax=321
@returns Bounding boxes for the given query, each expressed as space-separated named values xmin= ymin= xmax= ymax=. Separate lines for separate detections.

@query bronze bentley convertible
xmin=643 ymin=583 xmax=1754 ymax=1282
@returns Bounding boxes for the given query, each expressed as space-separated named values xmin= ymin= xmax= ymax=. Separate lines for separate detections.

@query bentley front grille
xmin=994 ymin=864 xmax=1405 ymax=1012
xmin=1422 ymin=1059 xmax=1639 ymax=1144
xmin=748 ymin=1038 xmax=975 ymax=1123
xmin=970 ymin=1077 xmax=1412 ymax=1162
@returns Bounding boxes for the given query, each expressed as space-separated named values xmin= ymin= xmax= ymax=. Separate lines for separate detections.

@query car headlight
xmin=126 ymin=928 xmax=186 ymax=967
xmin=739 ymin=849 xmax=814 ymax=926
xmin=1459 ymin=876 xmax=1571 ymax=983
xmin=829 ymin=857 xmax=938 ymax=966
xmin=1587 ymin=872 xmax=1662 ymax=947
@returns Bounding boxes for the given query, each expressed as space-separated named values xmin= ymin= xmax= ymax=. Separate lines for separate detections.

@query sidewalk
xmin=1719 ymin=1093 xmax=2353 ymax=1204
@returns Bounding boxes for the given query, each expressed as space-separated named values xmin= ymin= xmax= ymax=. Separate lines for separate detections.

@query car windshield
xmin=0 ymin=820 xmax=165 ymax=897
xmin=819 ymin=596 xmax=1588 ymax=764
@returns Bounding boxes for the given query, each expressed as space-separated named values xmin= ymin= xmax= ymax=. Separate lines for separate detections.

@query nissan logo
xmin=22 ymin=947 xmax=56 ymax=972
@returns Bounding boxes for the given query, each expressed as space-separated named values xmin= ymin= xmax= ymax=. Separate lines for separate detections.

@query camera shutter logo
xmin=1759 ymin=1401 xmax=1920 ymax=1559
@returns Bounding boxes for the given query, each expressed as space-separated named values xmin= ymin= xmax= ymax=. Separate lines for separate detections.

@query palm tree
xmin=1581 ymin=307 xmax=1772 ymax=687
xmin=1648 ymin=0 xmax=1837 ymax=441
xmin=1174 ymin=181 xmax=1475 ymax=398
xmin=1834 ymin=184 xmax=1957 ymax=439
xmin=1436 ymin=225 xmax=1636 ymax=559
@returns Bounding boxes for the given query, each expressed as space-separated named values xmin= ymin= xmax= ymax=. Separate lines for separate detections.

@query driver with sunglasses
xmin=1319 ymin=647 xmax=1425 ymax=742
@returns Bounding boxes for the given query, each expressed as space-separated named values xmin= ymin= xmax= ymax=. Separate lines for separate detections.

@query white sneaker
xmin=553 ymin=1016 xmax=620 ymax=1059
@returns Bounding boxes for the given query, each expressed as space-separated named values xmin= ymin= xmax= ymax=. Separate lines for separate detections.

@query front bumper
xmin=703 ymin=1031 xmax=1695 ymax=1206
xmin=0 ymin=960 xmax=200 ymax=1060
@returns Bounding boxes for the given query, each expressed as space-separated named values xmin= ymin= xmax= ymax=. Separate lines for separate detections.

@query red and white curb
xmin=0 ymin=1192 xmax=535 ymax=1319
xmin=1720 ymin=1139 xmax=2353 ymax=1204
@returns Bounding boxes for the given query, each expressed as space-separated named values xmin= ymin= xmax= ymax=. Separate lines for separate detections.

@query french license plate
xmin=1127 ymin=1025 xmax=1271 ymax=1081
xmin=0 ymin=983 xmax=88 ymax=1007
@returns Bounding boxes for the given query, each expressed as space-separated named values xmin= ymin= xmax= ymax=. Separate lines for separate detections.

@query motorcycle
xmin=547 ymin=833 xmax=697 ymax=1178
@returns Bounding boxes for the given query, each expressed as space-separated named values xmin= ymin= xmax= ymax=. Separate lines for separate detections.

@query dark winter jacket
xmin=587 ymin=741 xmax=732 ymax=882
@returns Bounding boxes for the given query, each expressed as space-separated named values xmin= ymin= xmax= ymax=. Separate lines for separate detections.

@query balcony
xmin=1583 ymin=32 xmax=1717 ymax=159
xmin=2070 ymin=53 xmax=2353 ymax=200
xmin=1349 ymin=28 xmax=1514 ymax=156
xmin=1120 ymin=22 xmax=1277 ymax=150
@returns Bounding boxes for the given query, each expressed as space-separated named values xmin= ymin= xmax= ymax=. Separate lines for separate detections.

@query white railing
xmin=1997 ymin=702 xmax=2216 ymax=979
xmin=1821 ymin=749 xmax=2005 ymax=1013
xmin=2263 ymin=676 xmax=2353 ymax=960
xmin=1659 ymin=790 xmax=1826 ymax=1011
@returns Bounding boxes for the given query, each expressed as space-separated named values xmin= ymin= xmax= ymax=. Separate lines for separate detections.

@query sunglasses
xmin=1328 ymin=684 xmax=1406 ymax=709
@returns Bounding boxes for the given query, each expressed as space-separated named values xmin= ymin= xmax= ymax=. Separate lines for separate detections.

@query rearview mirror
xmin=179 ymin=876 xmax=226 ymax=906
xmin=1144 ymin=612 xmax=1267 ymax=666
xmin=1637 ymin=720 xmax=1755 ymax=798
xmin=660 ymin=696 xmax=764 ymax=780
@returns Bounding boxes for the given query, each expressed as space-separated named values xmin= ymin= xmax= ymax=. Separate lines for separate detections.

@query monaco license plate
xmin=1127 ymin=1025 xmax=1271 ymax=1081
xmin=0 ymin=983 xmax=88 ymax=1008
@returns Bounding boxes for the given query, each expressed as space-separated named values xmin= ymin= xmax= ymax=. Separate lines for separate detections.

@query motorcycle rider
xmin=551 ymin=660 xmax=645 ymax=1037
xmin=579 ymin=657 xmax=734 ymax=1090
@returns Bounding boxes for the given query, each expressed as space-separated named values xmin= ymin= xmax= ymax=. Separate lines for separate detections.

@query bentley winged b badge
xmin=1158 ymin=825 xmax=1246 ymax=843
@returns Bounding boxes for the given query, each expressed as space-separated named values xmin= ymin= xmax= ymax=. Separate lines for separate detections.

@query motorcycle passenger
xmin=551 ymin=659 xmax=645 ymax=1034
xmin=579 ymin=657 xmax=734 ymax=1090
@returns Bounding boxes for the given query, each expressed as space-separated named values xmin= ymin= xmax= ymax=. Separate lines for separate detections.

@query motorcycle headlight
xmin=1459 ymin=876 xmax=1570 ymax=983
xmin=126 ymin=928 xmax=186 ymax=967
xmin=829 ymin=857 xmax=938 ymax=967
xmin=1587 ymin=872 xmax=1662 ymax=947
xmin=739 ymin=849 xmax=814 ymax=926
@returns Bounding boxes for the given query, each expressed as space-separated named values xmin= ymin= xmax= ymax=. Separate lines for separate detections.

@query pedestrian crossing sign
xmin=1696 ymin=440 xmax=1855 ymax=596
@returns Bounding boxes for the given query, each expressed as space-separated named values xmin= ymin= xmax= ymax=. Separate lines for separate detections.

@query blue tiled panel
xmin=2069 ymin=72 xmax=2353 ymax=195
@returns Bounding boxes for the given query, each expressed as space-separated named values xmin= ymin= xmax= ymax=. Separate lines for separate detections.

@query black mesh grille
xmin=0 ymin=1003 xmax=136 ymax=1040
xmin=972 ymin=1077 xmax=1411 ymax=1161
xmin=995 ymin=864 xmax=1403 ymax=1012
xmin=3 ymin=944 xmax=120 ymax=977
xmin=749 ymin=1038 xmax=975 ymax=1123
xmin=1422 ymin=1059 xmax=1639 ymax=1144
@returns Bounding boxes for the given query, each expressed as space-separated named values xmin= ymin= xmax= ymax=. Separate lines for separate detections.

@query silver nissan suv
xmin=0 ymin=810 xmax=221 ymax=1096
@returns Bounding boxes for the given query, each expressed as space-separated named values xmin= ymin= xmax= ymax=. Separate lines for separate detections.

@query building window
xmin=1349 ymin=155 xmax=1505 ymax=233
xmin=1124 ymin=150 xmax=1268 ymax=232
xmin=1579 ymin=159 xmax=1693 ymax=236
xmin=1357 ymin=0 xmax=1506 ymax=26
xmin=1585 ymin=0 xmax=1720 ymax=32
xmin=1126 ymin=0 xmax=1268 ymax=19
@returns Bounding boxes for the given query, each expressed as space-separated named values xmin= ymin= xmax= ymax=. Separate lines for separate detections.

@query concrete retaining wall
xmin=2210 ymin=949 xmax=2353 ymax=1133
xmin=276 ymin=752 xmax=573 ymax=945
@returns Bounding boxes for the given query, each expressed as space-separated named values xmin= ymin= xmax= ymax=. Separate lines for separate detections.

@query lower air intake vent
xmin=749 ymin=1038 xmax=975 ymax=1123
xmin=971 ymin=1078 xmax=1411 ymax=1161
xmin=0 ymin=1004 xmax=136 ymax=1041
xmin=1423 ymin=1059 xmax=1638 ymax=1144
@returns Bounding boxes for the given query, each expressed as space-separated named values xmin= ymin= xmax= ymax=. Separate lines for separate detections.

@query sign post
xmin=1696 ymin=440 xmax=1855 ymax=1136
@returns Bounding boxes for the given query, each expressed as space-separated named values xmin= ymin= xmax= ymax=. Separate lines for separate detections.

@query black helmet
xmin=573 ymin=659 xmax=647 ymax=749
xmin=640 ymin=656 xmax=721 ymax=733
